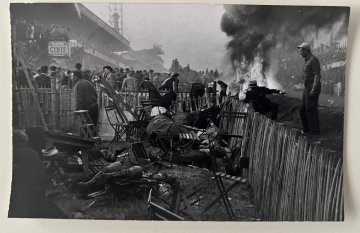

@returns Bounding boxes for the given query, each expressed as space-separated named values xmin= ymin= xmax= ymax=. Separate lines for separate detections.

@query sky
xmin=83 ymin=3 xmax=229 ymax=71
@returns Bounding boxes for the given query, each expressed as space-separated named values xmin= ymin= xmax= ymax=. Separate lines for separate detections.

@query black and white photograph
xmin=9 ymin=2 xmax=350 ymax=221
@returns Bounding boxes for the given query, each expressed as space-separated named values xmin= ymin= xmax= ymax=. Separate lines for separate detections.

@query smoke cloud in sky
xmin=221 ymin=5 xmax=350 ymax=89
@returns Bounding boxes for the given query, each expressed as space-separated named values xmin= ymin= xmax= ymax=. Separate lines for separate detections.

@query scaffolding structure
xmin=108 ymin=3 xmax=124 ymax=35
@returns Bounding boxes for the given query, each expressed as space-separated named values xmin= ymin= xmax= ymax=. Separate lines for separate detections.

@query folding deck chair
xmin=203 ymin=109 xmax=248 ymax=220
xmin=147 ymin=189 xmax=184 ymax=221
xmin=128 ymin=109 xmax=149 ymax=142
xmin=104 ymin=103 xmax=130 ymax=143
xmin=131 ymin=141 xmax=151 ymax=163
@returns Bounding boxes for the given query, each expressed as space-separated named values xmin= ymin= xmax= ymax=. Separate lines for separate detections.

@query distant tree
xmin=214 ymin=69 xmax=219 ymax=79
xmin=169 ymin=58 xmax=182 ymax=73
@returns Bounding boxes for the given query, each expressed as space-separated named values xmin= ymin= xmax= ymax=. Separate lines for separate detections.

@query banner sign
xmin=48 ymin=41 xmax=69 ymax=57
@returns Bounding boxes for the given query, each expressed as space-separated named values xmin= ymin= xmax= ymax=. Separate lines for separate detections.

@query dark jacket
xmin=244 ymin=86 xmax=280 ymax=114
xmin=9 ymin=142 xmax=67 ymax=218
xmin=159 ymin=77 xmax=179 ymax=91
xmin=74 ymin=79 xmax=98 ymax=110
xmin=190 ymin=83 xmax=205 ymax=98
xmin=35 ymin=73 xmax=51 ymax=88
xmin=146 ymin=114 xmax=174 ymax=137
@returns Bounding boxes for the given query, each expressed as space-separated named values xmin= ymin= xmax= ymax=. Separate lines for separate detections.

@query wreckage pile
xmin=40 ymin=132 xmax=262 ymax=220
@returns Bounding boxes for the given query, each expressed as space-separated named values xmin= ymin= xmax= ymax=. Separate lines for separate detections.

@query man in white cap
xmin=297 ymin=42 xmax=321 ymax=135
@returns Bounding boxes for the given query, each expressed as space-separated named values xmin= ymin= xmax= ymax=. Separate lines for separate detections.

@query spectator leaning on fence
xmin=159 ymin=72 xmax=180 ymax=92
xmin=73 ymin=71 xmax=99 ymax=128
xmin=244 ymin=80 xmax=285 ymax=120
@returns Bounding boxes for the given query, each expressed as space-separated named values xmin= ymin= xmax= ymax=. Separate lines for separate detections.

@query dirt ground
xmin=48 ymin=160 xmax=262 ymax=221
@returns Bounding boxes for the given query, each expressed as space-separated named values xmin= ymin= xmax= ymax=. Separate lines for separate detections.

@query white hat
xmin=42 ymin=146 xmax=59 ymax=157
xmin=297 ymin=42 xmax=311 ymax=51
xmin=150 ymin=106 xmax=167 ymax=117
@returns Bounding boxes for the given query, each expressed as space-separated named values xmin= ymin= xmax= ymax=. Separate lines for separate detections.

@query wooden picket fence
xmin=13 ymin=87 xmax=53 ymax=128
xmin=13 ymin=87 xmax=219 ymax=130
xmin=121 ymin=90 xmax=219 ymax=112
xmin=219 ymin=99 xmax=344 ymax=221
xmin=13 ymin=87 xmax=76 ymax=132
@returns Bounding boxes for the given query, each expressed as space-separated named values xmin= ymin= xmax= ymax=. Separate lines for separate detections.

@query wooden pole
xmin=50 ymin=75 xmax=57 ymax=129
xmin=204 ymin=87 xmax=210 ymax=108
xmin=16 ymin=49 xmax=48 ymax=131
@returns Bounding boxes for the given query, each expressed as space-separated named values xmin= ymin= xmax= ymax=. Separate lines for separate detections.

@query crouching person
xmin=8 ymin=129 xmax=67 ymax=218
xmin=244 ymin=80 xmax=285 ymax=120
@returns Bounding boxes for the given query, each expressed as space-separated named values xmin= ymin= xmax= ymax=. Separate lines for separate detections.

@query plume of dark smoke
xmin=221 ymin=5 xmax=350 ymax=73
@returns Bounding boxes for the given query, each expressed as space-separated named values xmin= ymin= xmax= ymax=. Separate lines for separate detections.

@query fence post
xmin=50 ymin=77 xmax=57 ymax=130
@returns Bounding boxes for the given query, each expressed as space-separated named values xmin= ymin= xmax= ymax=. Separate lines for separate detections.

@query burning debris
xmin=220 ymin=5 xmax=349 ymax=91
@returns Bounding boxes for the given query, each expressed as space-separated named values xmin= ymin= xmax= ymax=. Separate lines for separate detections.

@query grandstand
xmin=10 ymin=3 xmax=166 ymax=71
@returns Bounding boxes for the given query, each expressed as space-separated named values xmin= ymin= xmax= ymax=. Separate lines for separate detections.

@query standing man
xmin=297 ymin=42 xmax=321 ymax=135
xmin=73 ymin=71 xmax=99 ymax=129
xmin=121 ymin=71 xmax=138 ymax=92
xmin=34 ymin=65 xmax=51 ymax=88
xmin=75 ymin=63 xmax=82 ymax=73
xmin=102 ymin=65 xmax=117 ymax=90
xmin=189 ymin=82 xmax=205 ymax=111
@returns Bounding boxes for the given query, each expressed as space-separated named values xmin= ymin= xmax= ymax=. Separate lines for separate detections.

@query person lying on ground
xmin=146 ymin=106 xmax=190 ymax=141
xmin=78 ymin=164 xmax=143 ymax=188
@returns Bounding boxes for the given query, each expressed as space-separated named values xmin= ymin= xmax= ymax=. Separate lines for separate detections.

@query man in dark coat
xmin=217 ymin=80 xmax=228 ymax=103
xmin=190 ymin=82 xmax=205 ymax=111
xmin=74 ymin=71 xmax=99 ymax=127
xmin=140 ymin=77 xmax=162 ymax=101
xmin=34 ymin=65 xmax=51 ymax=88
